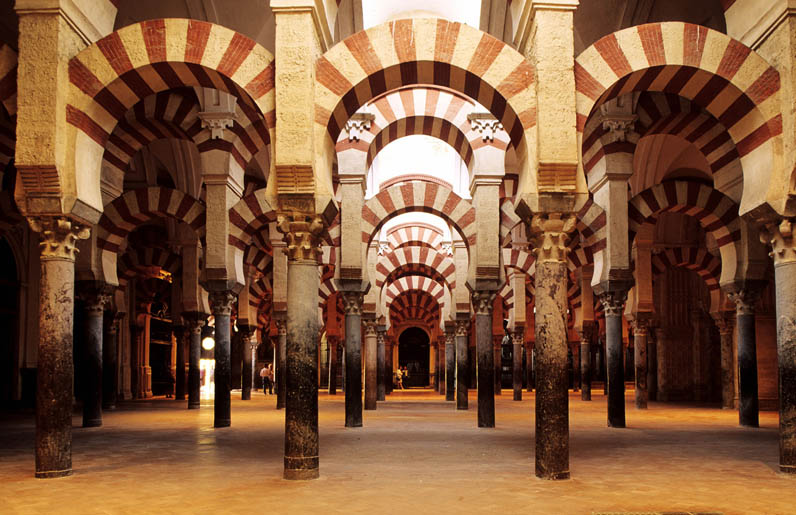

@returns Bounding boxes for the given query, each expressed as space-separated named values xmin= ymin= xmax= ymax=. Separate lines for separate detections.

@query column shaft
xmin=175 ymin=327 xmax=186 ymax=401
xmin=494 ymin=339 xmax=502 ymax=395
xmin=605 ymin=311 xmax=626 ymax=427
xmin=210 ymin=292 xmax=235 ymax=428
xmin=445 ymin=338 xmax=455 ymax=401
xmin=342 ymin=293 xmax=363 ymax=426
xmin=364 ymin=322 xmax=377 ymax=410
xmin=476 ymin=309 xmax=495 ymax=427
xmin=241 ymin=331 xmax=253 ymax=400
xmin=456 ymin=322 xmax=468 ymax=410
xmin=580 ymin=339 xmax=591 ymax=401
xmin=377 ymin=331 xmax=386 ymax=401
xmin=328 ymin=338 xmax=338 ymax=395
xmin=718 ymin=321 xmax=734 ymax=409
xmin=82 ymin=304 xmax=104 ymax=427
xmin=276 ymin=322 xmax=287 ymax=409
xmin=186 ymin=316 xmax=203 ymax=409
xmin=633 ymin=322 xmax=648 ymax=409
xmin=774 ymin=250 xmax=796 ymax=473
xmin=512 ymin=338 xmax=523 ymax=401
xmin=102 ymin=318 xmax=118 ymax=410
xmin=737 ymin=311 xmax=759 ymax=427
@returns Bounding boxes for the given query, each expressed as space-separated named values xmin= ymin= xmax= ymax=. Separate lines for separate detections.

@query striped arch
xmin=243 ymin=245 xmax=272 ymax=273
xmin=628 ymin=180 xmax=740 ymax=285
xmin=316 ymin=19 xmax=536 ymax=162
xmin=385 ymin=224 xmax=446 ymax=250
xmin=228 ymin=188 xmax=276 ymax=250
xmin=499 ymin=198 xmax=521 ymax=245
xmin=388 ymin=290 xmax=441 ymax=329
xmin=0 ymin=43 xmax=17 ymax=118
xmin=362 ymin=181 xmax=476 ymax=247
xmin=67 ymin=20 xmax=275 ymax=202
xmin=575 ymin=22 xmax=781 ymax=209
xmin=651 ymin=247 xmax=722 ymax=313
xmin=502 ymin=245 xmax=593 ymax=276
xmin=118 ymin=246 xmax=181 ymax=286
xmin=575 ymin=197 xmax=607 ymax=254
xmin=384 ymin=275 xmax=445 ymax=305
xmin=375 ymin=246 xmax=456 ymax=289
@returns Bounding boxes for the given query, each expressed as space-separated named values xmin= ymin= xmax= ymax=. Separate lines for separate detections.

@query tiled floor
xmin=0 ymin=389 xmax=793 ymax=514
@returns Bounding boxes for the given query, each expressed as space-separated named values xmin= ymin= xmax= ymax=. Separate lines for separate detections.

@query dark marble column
xmin=386 ymin=341 xmax=393 ymax=395
xmin=364 ymin=319 xmax=377 ymax=410
xmin=437 ymin=341 xmax=444 ymax=394
xmin=630 ymin=318 xmax=649 ymax=409
xmin=713 ymin=314 xmax=735 ymax=409
xmin=240 ymin=325 xmax=254 ymax=400
xmin=473 ymin=291 xmax=496 ymax=427
xmin=526 ymin=342 xmax=534 ymax=392
xmin=764 ymin=220 xmax=796 ymax=473
xmin=280 ymin=218 xmax=323 ymax=481
xmin=598 ymin=289 xmax=629 ymax=428
xmin=276 ymin=318 xmax=287 ymax=409
xmin=77 ymin=283 xmax=111 ymax=428
xmin=455 ymin=320 xmax=469 ymax=410
xmin=102 ymin=314 xmax=119 ymax=410
xmin=341 ymin=291 xmax=363 ymax=426
xmin=512 ymin=328 xmax=523 ymax=401
xmin=571 ymin=343 xmax=580 ymax=392
xmin=445 ymin=330 xmax=455 ymax=401
xmin=29 ymin=217 xmax=89 ymax=478
xmin=209 ymin=291 xmax=235 ymax=428
xmin=728 ymin=287 xmax=762 ymax=428
xmin=328 ymin=336 xmax=339 ymax=395
xmin=493 ymin=336 xmax=502 ymax=396
xmin=174 ymin=325 xmax=186 ymax=401
xmin=529 ymin=214 xmax=574 ymax=480
xmin=578 ymin=327 xmax=592 ymax=401
xmin=183 ymin=313 xmax=205 ymax=409
xmin=377 ymin=329 xmax=386 ymax=401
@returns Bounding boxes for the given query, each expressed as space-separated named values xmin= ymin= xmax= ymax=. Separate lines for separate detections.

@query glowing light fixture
xmin=202 ymin=336 xmax=215 ymax=351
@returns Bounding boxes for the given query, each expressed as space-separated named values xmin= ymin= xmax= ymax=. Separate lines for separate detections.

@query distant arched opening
xmin=398 ymin=327 xmax=430 ymax=388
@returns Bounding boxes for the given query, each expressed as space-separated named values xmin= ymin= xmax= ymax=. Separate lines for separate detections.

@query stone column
xmin=528 ymin=214 xmax=575 ymax=480
xmin=174 ymin=324 xmax=186 ymax=401
xmin=386 ymin=339 xmax=394 ymax=395
xmin=29 ymin=217 xmax=89 ymax=478
xmin=713 ymin=313 xmax=735 ymax=409
xmin=571 ymin=343 xmax=580 ymax=392
xmin=328 ymin=335 xmax=339 ymax=395
xmin=598 ymin=289 xmax=629 ymax=428
xmin=493 ymin=335 xmax=503 ymax=396
xmin=240 ymin=326 xmax=254 ymax=400
xmin=278 ymin=216 xmax=324 ymax=480
xmin=377 ymin=328 xmax=386 ymax=401
xmin=473 ymin=291 xmax=496 ymax=427
xmin=209 ymin=291 xmax=235 ymax=428
xmin=445 ymin=329 xmax=455 ymax=401
xmin=630 ymin=318 xmax=649 ymax=409
xmin=183 ymin=313 xmax=204 ymax=409
xmin=526 ymin=342 xmax=534 ymax=392
xmin=77 ymin=283 xmax=110 ymax=428
xmin=647 ymin=328 xmax=657 ymax=402
xmin=341 ymin=291 xmax=364 ymax=426
xmin=577 ymin=326 xmax=592 ymax=401
xmin=762 ymin=219 xmax=796 ymax=473
xmin=728 ymin=286 xmax=762 ymax=428
xmin=102 ymin=314 xmax=119 ymax=410
xmin=512 ymin=327 xmax=524 ymax=401
xmin=276 ymin=317 xmax=287 ymax=409
xmin=455 ymin=319 xmax=469 ymax=410
xmin=363 ymin=319 xmax=377 ymax=410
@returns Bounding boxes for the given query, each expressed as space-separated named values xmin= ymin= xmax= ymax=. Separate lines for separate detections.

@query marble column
xmin=29 ymin=217 xmax=89 ymax=478
xmin=578 ymin=327 xmax=592 ymax=401
xmin=473 ymin=291 xmax=496 ymax=427
xmin=377 ymin=329 xmax=386 ymax=401
xmin=512 ymin=328 xmax=523 ymax=401
xmin=328 ymin=336 xmax=339 ymax=395
xmin=240 ymin=326 xmax=254 ymax=400
xmin=713 ymin=314 xmax=735 ymax=409
xmin=528 ymin=214 xmax=574 ymax=480
xmin=437 ymin=342 xmax=444 ymax=393
xmin=763 ymin=219 xmax=796 ymax=473
xmin=209 ymin=291 xmax=235 ymax=428
xmin=526 ymin=342 xmax=534 ymax=392
xmin=174 ymin=325 xmax=186 ymax=401
xmin=728 ymin=287 xmax=762 ymax=428
xmin=183 ymin=313 xmax=205 ymax=409
xmin=102 ymin=314 xmax=119 ymax=410
xmin=598 ymin=290 xmax=629 ymax=428
xmin=276 ymin=318 xmax=287 ymax=409
xmin=341 ymin=292 xmax=363 ymax=426
xmin=386 ymin=341 xmax=394 ymax=395
xmin=279 ymin=216 xmax=323 ymax=480
xmin=571 ymin=343 xmax=580 ymax=392
xmin=77 ymin=283 xmax=110 ymax=428
xmin=364 ymin=319 xmax=377 ymax=410
xmin=630 ymin=318 xmax=649 ymax=409
xmin=494 ymin=336 xmax=502 ymax=396
xmin=455 ymin=320 xmax=469 ymax=410
xmin=445 ymin=330 xmax=455 ymax=401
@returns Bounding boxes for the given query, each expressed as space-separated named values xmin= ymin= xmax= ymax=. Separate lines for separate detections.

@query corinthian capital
xmin=527 ymin=213 xmax=576 ymax=263
xmin=455 ymin=319 xmax=469 ymax=337
xmin=276 ymin=215 xmax=325 ymax=262
xmin=471 ymin=290 xmax=496 ymax=315
xmin=727 ymin=287 xmax=762 ymax=316
xmin=598 ymin=290 xmax=628 ymax=317
xmin=761 ymin=218 xmax=796 ymax=266
xmin=77 ymin=281 xmax=113 ymax=315
xmin=209 ymin=290 xmax=236 ymax=316
xmin=28 ymin=216 xmax=90 ymax=261
xmin=341 ymin=291 xmax=364 ymax=315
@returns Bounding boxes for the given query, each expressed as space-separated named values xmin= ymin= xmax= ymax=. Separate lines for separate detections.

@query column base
xmin=780 ymin=464 xmax=796 ymax=474
xmin=284 ymin=457 xmax=320 ymax=480
xmin=35 ymin=469 xmax=73 ymax=479
xmin=514 ymin=391 xmax=522 ymax=401
xmin=214 ymin=419 xmax=231 ymax=428
xmin=188 ymin=402 xmax=200 ymax=410
xmin=536 ymin=470 xmax=570 ymax=481
xmin=102 ymin=404 xmax=116 ymax=411
xmin=82 ymin=419 xmax=102 ymax=428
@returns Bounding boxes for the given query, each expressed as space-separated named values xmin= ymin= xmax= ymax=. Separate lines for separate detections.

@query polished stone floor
xmin=0 ymin=388 xmax=793 ymax=514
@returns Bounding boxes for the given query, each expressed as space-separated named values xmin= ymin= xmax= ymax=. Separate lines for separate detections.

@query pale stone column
xmin=597 ymin=289 xmax=630 ymax=428
xmin=278 ymin=216 xmax=325 ymax=480
xmin=102 ymin=313 xmax=120 ymax=410
xmin=29 ymin=217 xmax=89 ymax=478
xmin=183 ymin=313 xmax=205 ymax=409
xmin=577 ymin=325 xmax=592 ymax=401
xmin=377 ymin=328 xmax=386 ymax=401
xmin=713 ymin=313 xmax=735 ymax=409
xmin=512 ymin=326 xmax=524 ymax=401
xmin=209 ymin=291 xmax=235 ymax=428
xmin=528 ymin=214 xmax=575 ymax=480
xmin=240 ymin=325 xmax=255 ymax=400
xmin=727 ymin=286 xmax=763 ymax=428
xmin=455 ymin=319 xmax=469 ymax=410
xmin=473 ymin=290 xmax=497 ymax=427
xmin=77 ymin=282 xmax=111 ymax=427
xmin=341 ymin=291 xmax=364 ymax=426
xmin=445 ymin=328 xmax=455 ymax=401
xmin=363 ymin=319 xmax=377 ymax=410
xmin=629 ymin=318 xmax=649 ymax=409
xmin=276 ymin=317 xmax=287 ymax=409
xmin=328 ymin=335 xmax=339 ymax=395
xmin=761 ymin=219 xmax=796 ymax=473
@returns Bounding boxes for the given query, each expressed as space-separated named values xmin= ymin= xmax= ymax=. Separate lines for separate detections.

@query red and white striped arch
xmin=384 ymin=275 xmax=445 ymax=305
xmin=362 ymin=181 xmax=476 ymax=247
xmin=388 ymin=290 xmax=441 ymax=330
xmin=375 ymin=246 xmax=456 ymax=290
xmin=575 ymin=22 xmax=781 ymax=201
xmin=385 ymin=224 xmax=446 ymax=250
xmin=651 ymin=247 xmax=723 ymax=313
xmin=316 ymin=19 xmax=536 ymax=161
xmin=628 ymin=180 xmax=740 ymax=286
xmin=117 ymin=246 xmax=181 ymax=286
xmin=228 ymin=188 xmax=276 ymax=251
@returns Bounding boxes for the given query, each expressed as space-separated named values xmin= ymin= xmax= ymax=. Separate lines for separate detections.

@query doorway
xmin=398 ymin=327 xmax=429 ymax=388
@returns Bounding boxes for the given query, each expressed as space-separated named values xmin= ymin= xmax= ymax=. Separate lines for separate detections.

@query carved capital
xmin=629 ymin=318 xmax=649 ymax=336
xmin=598 ymin=290 xmax=628 ymax=318
xmin=761 ymin=218 xmax=796 ymax=266
xmin=341 ymin=291 xmax=364 ymax=315
xmin=363 ymin=319 xmax=377 ymax=336
xmin=712 ymin=312 xmax=735 ymax=336
xmin=376 ymin=329 xmax=386 ymax=344
xmin=455 ymin=320 xmax=469 ymax=337
xmin=77 ymin=282 xmax=112 ymax=315
xmin=471 ymin=290 xmax=496 ymax=315
xmin=512 ymin=328 xmax=524 ymax=346
xmin=182 ymin=312 xmax=206 ymax=334
xmin=209 ymin=290 xmax=236 ymax=317
xmin=445 ymin=330 xmax=455 ymax=345
xmin=467 ymin=113 xmax=504 ymax=142
xmin=600 ymin=116 xmax=637 ymax=143
xmin=276 ymin=214 xmax=325 ymax=262
xmin=527 ymin=213 xmax=576 ymax=263
xmin=275 ymin=318 xmax=287 ymax=336
xmin=198 ymin=112 xmax=235 ymax=140
xmin=727 ymin=288 xmax=761 ymax=316
xmin=28 ymin=216 xmax=90 ymax=261
xmin=345 ymin=113 xmax=375 ymax=141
